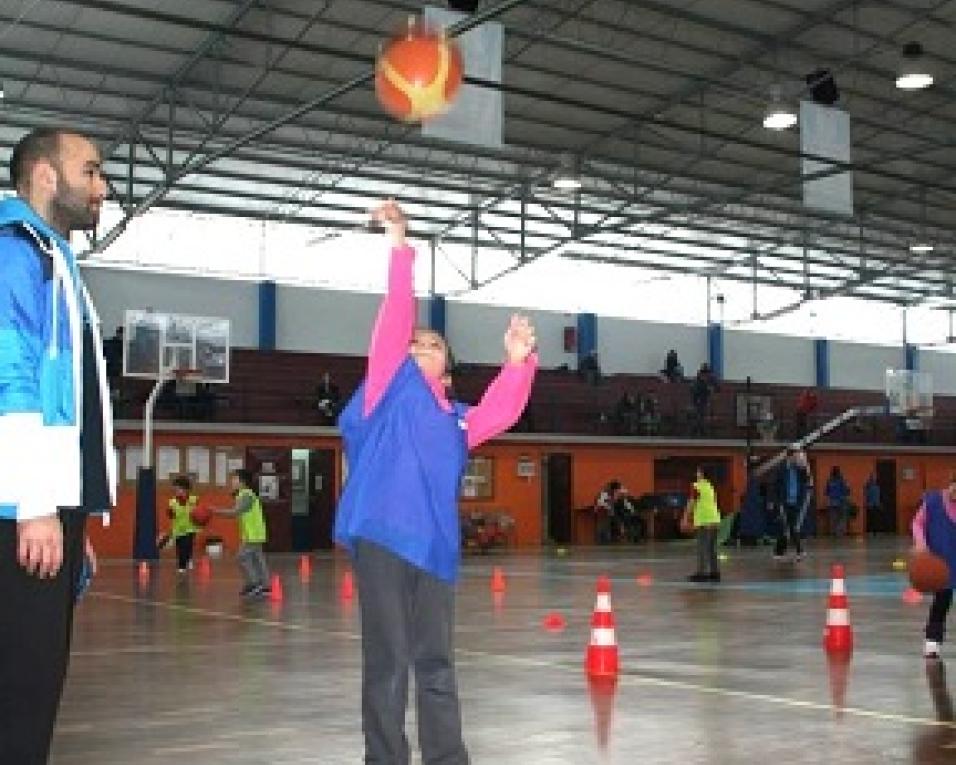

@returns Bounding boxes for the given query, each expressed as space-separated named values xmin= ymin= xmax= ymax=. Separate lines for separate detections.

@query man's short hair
xmin=8 ymin=127 xmax=77 ymax=190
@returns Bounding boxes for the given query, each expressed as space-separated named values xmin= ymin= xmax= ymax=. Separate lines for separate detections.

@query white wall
xmin=725 ymin=330 xmax=814 ymax=386
xmin=599 ymin=318 xmax=707 ymax=375
xmin=830 ymin=341 xmax=904 ymax=391
xmin=277 ymin=286 xmax=380 ymax=355
xmin=919 ymin=349 xmax=956 ymax=396
xmin=84 ymin=267 xmax=925 ymax=392
xmin=82 ymin=266 xmax=259 ymax=347
xmin=446 ymin=302 xmax=575 ymax=368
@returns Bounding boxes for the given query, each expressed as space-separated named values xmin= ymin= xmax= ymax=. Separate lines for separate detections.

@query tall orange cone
xmin=340 ymin=570 xmax=355 ymax=600
xmin=491 ymin=567 xmax=506 ymax=593
xmin=823 ymin=563 xmax=853 ymax=654
xmin=269 ymin=573 xmax=284 ymax=603
xmin=299 ymin=554 xmax=312 ymax=583
xmin=586 ymin=575 xmax=619 ymax=678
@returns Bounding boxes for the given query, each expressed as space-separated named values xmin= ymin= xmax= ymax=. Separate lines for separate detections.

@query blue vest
xmin=334 ymin=358 xmax=469 ymax=583
xmin=925 ymin=491 xmax=956 ymax=589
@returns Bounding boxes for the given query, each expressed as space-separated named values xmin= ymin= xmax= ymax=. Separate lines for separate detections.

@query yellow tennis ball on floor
xmin=556 ymin=547 xmax=568 ymax=557
xmin=892 ymin=558 xmax=907 ymax=571
xmin=718 ymin=553 xmax=729 ymax=562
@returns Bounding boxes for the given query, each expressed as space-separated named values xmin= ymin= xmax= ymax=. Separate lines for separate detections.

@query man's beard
xmin=50 ymin=179 xmax=99 ymax=233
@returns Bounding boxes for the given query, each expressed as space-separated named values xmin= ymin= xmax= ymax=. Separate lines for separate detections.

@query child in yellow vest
xmin=168 ymin=476 xmax=200 ymax=574
xmin=214 ymin=469 xmax=270 ymax=598
xmin=686 ymin=466 xmax=722 ymax=583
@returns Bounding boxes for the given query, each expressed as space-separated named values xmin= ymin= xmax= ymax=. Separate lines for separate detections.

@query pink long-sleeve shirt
xmin=363 ymin=244 xmax=536 ymax=449
xmin=912 ymin=491 xmax=956 ymax=548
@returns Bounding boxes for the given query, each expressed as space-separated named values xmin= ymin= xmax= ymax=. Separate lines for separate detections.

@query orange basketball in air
xmin=375 ymin=20 xmax=464 ymax=123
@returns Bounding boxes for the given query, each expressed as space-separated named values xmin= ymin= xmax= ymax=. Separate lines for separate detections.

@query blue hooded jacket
xmin=0 ymin=198 xmax=117 ymax=520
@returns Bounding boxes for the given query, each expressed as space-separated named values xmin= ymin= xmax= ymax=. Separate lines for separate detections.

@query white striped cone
xmin=823 ymin=563 xmax=853 ymax=653
xmin=586 ymin=576 xmax=619 ymax=677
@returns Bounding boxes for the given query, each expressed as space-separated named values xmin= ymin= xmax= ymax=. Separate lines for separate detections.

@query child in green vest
xmin=168 ymin=476 xmax=200 ymax=574
xmin=215 ymin=469 xmax=270 ymax=598
xmin=686 ymin=466 xmax=722 ymax=583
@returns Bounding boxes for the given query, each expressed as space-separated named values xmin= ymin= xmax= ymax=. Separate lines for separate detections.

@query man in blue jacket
xmin=0 ymin=127 xmax=117 ymax=763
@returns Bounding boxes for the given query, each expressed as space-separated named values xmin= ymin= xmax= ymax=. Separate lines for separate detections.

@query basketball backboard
xmin=123 ymin=310 xmax=230 ymax=383
xmin=885 ymin=369 xmax=933 ymax=418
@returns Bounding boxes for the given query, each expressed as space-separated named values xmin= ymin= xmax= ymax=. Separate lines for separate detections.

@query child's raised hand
xmin=371 ymin=198 xmax=407 ymax=248
xmin=504 ymin=314 xmax=536 ymax=364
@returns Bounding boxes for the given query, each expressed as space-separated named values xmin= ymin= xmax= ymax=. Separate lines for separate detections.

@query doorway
xmin=544 ymin=453 xmax=573 ymax=545
xmin=290 ymin=448 xmax=339 ymax=551
xmin=246 ymin=447 xmax=293 ymax=553
xmin=868 ymin=460 xmax=898 ymax=533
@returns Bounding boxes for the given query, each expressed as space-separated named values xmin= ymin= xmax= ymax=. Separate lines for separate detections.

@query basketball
xmin=375 ymin=20 xmax=463 ymax=123
xmin=908 ymin=550 xmax=951 ymax=593
xmin=190 ymin=505 xmax=213 ymax=527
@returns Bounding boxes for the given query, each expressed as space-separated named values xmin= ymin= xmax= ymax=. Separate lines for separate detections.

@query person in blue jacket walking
xmin=0 ymin=127 xmax=117 ymax=764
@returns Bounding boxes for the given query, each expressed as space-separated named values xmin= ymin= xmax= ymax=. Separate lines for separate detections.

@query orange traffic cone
xmin=823 ymin=564 xmax=853 ymax=654
xmin=299 ymin=554 xmax=312 ymax=582
xmin=586 ymin=575 xmax=619 ymax=678
xmin=269 ymin=573 xmax=284 ymax=602
xmin=340 ymin=570 xmax=355 ymax=600
xmin=491 ymin=567 xmax=506 ymax=593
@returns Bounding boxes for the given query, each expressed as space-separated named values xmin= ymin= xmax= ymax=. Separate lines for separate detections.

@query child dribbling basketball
xmin=912 ymin=477 xmax=956 ymax=659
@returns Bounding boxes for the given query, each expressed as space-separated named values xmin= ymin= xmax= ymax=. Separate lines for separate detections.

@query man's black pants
xmin=0 ymin=510 xmax=86 ymax=764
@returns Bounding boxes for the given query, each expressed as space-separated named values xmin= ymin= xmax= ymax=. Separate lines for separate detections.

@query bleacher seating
xmin=113 ymin=349 xmax=956 ymax=445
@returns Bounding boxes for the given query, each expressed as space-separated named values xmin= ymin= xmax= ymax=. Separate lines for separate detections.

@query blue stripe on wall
xmin=576 ymin=313 xmax=597 ymax=364
xmin=905 ymin=343 xmax=918 ymax=371
xmin=707 ymin=323 xmax=723 ymax=379
xmin=258 ymin=280 xmax=276 ymax=350
xmin=814 ymin=338 xmax=829 ymax=388
xmin=429 ymin=295 xmax=447 ymax=335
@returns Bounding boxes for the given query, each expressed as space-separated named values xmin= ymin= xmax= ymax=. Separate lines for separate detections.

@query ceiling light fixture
xmin=896 ymin=42 xmax=934 ymax=90
xmin=909 ymin=242 xmax=934 ymax=254
xmin=552 ymin=153 xmax=582 ymax=191
xmin=762 ymin=86 xmax=797 ymax=130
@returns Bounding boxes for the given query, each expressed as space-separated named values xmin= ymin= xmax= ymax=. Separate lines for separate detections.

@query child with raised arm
xmin=334 ymin=200 xmax=537 ymax=765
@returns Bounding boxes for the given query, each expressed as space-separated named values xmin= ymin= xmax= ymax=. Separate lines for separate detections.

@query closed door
xmin=246 ymin=447 xmax=293 ymax=552
xmin=309 ymin=449 xmax=338 ymax=549
xmin=869 ymin=460 xmax=898 ymax=533
xmin=545 ymin=453 xmax=573 ymax=545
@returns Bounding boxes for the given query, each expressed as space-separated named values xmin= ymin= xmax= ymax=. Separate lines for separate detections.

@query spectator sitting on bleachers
xmin=690 ymin=363 xmax=719 ymax=434
xmin=614 ymin=391 xmax=639 ymax=435
xmin=315 ymin=371 xmax=341 ymax=423
xmin=661 ymin=349 xmax=684 ymax=382
xmin=795 ymin=387 xmax=818 ymax=437
xmin=578 ymin=350 xmax=601 ymax=385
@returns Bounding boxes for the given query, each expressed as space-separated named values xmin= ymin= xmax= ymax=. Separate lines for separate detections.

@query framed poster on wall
xmin=461 ymin=456 xmax=493 ymax=500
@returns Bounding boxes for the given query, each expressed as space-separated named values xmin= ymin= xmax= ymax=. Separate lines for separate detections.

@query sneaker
xmin=772 ymin=553 xmax=789 ymax=562
xmin=925 ymin=640 xmax=942 ymax=660
xmin=177 ymin=568 xmax=187 ymax=575
xmin=707 ymin=573 xmax=721 ymax=583
xmin=240 ymin=584 xmax=259 ymax=598
xmin=687 ymin=573 xmax=709 ymax=583
xmin=795 ymin=551 xmax=807 ymax=562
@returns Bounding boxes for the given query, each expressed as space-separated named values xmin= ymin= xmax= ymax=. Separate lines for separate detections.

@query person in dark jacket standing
xmin=773 ymin=448 xmax=813 ymax=561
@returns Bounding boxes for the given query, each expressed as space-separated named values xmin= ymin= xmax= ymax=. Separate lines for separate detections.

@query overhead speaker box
xmin=806 ymin=68 xmax=839 ymax=105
